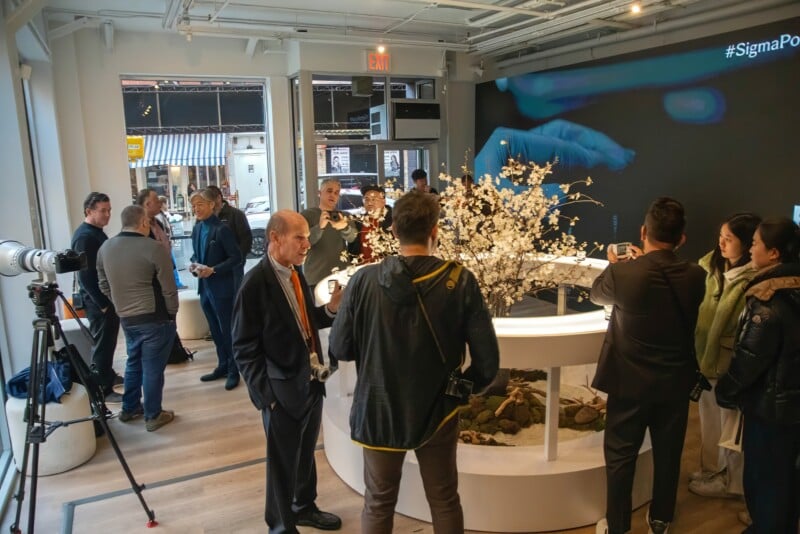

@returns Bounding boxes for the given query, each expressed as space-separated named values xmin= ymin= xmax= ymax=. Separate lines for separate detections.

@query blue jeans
xmin=121 ymin=321 xmax=175 ymax=420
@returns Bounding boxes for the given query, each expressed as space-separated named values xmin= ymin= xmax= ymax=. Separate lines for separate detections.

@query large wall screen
xmin=475 ymin=18 xmax=800 ymax=260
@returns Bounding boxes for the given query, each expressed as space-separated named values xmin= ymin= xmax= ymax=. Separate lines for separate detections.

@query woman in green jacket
xmin=689 ymin=212 xmax=760 ymax=500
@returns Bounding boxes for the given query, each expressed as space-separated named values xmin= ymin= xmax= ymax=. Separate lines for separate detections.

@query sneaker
xmin=104 ymin=391 xmax=123 ymax=404
xmin=688 ymin=469 xmax=715 ymax=482
xmin=737 ymin=510 xmax=752 ymax=526
xmin=688 ymin=473 xmax=737 ymax=499
xmin=647 ymin=510 xmax=670 ymax=534
xmin=145 ymin=410 xmax=175 ymax=432
xmin=595 ymin=518 xmax=608 ymax=534
xmin=118 ymin=406 xmax=144 ymax=422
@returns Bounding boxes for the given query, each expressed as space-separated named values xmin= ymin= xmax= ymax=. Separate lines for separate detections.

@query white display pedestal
xmin=317 ymin=258 xmax=654 ymax=532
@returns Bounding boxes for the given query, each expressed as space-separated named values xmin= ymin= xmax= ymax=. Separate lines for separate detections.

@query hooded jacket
xmin=694 ymin=252 xmax=758 ymax=378
xmin=716 ymin=262 xmax=800 ymax=424
xmin=329 ymin=255 xmax=499 ymax=450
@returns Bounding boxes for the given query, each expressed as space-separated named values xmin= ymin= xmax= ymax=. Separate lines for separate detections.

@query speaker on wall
xmin=352 ymin=76 xmax=373 ymax=97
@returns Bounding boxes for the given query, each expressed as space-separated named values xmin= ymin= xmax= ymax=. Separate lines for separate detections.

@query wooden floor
xmin=0 ymin=339 xmax=747 ymax=533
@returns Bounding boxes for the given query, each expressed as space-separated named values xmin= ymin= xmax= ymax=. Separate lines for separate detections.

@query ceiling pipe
xmin=480 ymin=0 xmax=686 ymax=57
xmin=467 ymin=0 xmax=602 ymax=29
xmin=208 ymin=0 xmax=232 ymax=24
xmin=472 ymin=0 xmax=660 ymax=51
xmin=495 ymin=0 xmax=798 ymax=69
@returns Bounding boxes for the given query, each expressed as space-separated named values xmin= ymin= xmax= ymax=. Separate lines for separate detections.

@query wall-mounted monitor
xmin=475 ymin=17 xmax=800 ymax=261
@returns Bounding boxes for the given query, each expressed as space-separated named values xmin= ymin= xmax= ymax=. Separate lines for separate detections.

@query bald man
xmin=232 ymin=210 xmax=343 ymax=533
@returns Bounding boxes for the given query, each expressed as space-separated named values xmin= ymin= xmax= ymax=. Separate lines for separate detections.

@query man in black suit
xmin=232 ymin=210 xmax=343 ymax=533
xmin=590 ymin=197 xmax=705 ymax=534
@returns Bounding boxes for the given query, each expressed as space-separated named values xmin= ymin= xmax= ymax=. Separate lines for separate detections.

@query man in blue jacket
xmin=190 ymin=188 xmax=243 ymax=390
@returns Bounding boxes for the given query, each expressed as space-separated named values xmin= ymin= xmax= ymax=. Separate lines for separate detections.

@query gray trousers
xmin=361 ymin=416 xmax=463 ymax=534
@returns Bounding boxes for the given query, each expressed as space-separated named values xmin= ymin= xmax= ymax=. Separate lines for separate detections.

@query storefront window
xmin=316 ymin=144 xmax=378 ymax=189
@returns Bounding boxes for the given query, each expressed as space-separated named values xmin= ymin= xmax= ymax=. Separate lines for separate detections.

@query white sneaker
xmin=595 ymin=518 xmax=608 ymax=534
xmin=688 ymin=473 xmax=737 ymax=499
xmin=688 ymin=469 xmax=714 ymax=482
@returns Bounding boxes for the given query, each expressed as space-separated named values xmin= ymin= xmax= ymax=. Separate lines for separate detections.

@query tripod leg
xmin=10 ymin=320 xmax=51 ymax=534
xmin=59 ymin=340 xmax=158 ymax=527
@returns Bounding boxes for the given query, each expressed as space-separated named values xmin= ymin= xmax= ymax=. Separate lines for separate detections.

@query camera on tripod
xmin=0 ymin=239 xmax=86 ymax=277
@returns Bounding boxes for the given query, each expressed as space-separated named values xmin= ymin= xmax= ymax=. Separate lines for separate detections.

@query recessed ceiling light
xmin=631 ymin=3 xmax=642 ymax=14
xmin=377 ymin=45 xmax=386 ymax=54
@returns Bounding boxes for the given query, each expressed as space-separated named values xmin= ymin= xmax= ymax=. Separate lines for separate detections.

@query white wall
xmin=52 ymin=29 xmax=290 ymax=234
xmin=0 ymin=19 xmax=43 ymax=375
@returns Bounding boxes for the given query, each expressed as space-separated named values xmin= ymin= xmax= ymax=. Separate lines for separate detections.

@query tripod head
xmin=28 ymin=279 xmax=62 ymax=322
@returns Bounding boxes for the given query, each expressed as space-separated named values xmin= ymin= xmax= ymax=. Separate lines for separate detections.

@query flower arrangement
xmin=341 ymin=158 xmax=602 ymax=317
xmin=436 ymin=158 xmax=602 ymax=316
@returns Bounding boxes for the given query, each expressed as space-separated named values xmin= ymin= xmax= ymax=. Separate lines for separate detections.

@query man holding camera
xmin=590 ymin=197 xmax=705 ymax=534
xmin=329 ymin=190 xmax=499 ymax=533
xmin=232 ymin=210 xmax=343 ymax=533
xmin=301 ymin=178 xmax=358 ymax=287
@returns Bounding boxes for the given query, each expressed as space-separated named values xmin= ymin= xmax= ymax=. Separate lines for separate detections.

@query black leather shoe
xmin=224 ymin=373 xmax=240 ymax=390
xmin=200 ymin=368 xmax=226 ymax=382
xmin=295 ymin=506 xmax=342 ymax=531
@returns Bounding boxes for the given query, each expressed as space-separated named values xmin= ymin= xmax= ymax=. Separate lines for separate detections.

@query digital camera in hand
xmin=328 ymin=211 xmax=342 ymax=222
xmin=309 ymin=352 xmax=331 ymax=382
xmin=609 ymin=242 xmax=632 ymax=257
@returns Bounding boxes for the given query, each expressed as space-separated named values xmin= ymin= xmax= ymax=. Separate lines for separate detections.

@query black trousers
xmin=83 ymin=296 xmax=120 ymax=391
xmin=261 ymin=389 xmax=323 ymax=534
xmin=742 ymin=413 xmax=800 ymax=534
xmin=604 ymin=394 xmax=689 ymax=534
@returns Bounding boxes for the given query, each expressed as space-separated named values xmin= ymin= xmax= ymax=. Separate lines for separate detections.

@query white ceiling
xmin=13 ymin=0 xmax=800 ymax=63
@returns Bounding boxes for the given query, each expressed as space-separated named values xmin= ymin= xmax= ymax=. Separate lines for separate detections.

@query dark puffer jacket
xmin=329 ymin=255 xmax=499 ymax=450
xmin=716 ymin=262 xmax=800 ymax=424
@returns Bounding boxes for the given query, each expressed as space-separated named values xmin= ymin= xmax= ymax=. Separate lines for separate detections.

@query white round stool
xmin=5 ymin=383 xmax=97 ymax=476
xmin=176 ymin=290 xmax=209 ymax=340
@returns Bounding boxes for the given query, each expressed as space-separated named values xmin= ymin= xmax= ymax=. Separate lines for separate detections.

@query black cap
xmin=361 ymin=184 xmax=384 ymax=196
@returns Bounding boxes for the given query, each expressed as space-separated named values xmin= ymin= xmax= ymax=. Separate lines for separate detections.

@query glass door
xmin=380 ymin=146 xmax=430 ymax=190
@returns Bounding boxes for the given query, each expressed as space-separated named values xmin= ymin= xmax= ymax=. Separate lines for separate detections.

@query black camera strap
xmin=403 ymin=259 xmax=463 ymax=367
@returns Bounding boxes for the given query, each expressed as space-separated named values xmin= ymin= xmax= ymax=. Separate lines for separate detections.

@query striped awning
xmin=130 ymin=133 xmax=227 ymax=168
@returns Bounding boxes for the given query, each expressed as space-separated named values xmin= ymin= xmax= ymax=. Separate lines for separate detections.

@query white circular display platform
xmin=318 ymin=257 xmax=654 ymax=532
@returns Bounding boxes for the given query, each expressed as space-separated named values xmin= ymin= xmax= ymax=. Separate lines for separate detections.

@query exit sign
xmin=367 ymin=52 xmax=390 ymax=72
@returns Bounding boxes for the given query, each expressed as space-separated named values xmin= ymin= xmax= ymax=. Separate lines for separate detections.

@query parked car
xmin=244 ymin=196 xmax=270 ymax=214
xmin=246 ymin=211 xmax=270 ymax=258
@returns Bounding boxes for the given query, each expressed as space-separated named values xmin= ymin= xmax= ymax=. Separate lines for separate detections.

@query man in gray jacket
xmin=97 ymin=205 xmax=178 ymax=432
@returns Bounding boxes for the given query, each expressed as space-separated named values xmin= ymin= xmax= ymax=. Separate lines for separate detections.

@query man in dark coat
xmin=190 ymin=189 xmax=243 ymax=390
xmin=590 ymin=197 xmax=705 ymax=534
xmin=232 ymin=210 xmax=343 ymax=533
xmin=329 ymin=191 xmax=499 ymax=533
xmin=207 ymin=185 xmax=252 ymax=287
xmin=70 ymin=192 xmax=122 ymax=402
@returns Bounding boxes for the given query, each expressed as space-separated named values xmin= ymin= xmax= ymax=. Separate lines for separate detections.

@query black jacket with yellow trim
xmin=329 ymin=255 xmax=499 ymax=450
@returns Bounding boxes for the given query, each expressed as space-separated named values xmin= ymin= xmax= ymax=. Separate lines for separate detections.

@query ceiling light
xmin=377 ymin=45 xmax=386 ymax=54
xmin=631 ymin=3 xmax=641 ymax=14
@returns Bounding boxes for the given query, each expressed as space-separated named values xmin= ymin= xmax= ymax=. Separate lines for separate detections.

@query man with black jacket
xmin=70 ymin=192 xmax=122 ymax=402
xmin=207 ymin=185 xmax=251 ymax=287
xmin=329 ymin=190 xmax=499 ymax=534
xmin=590 ymin=197 xmax=705 ymax=534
